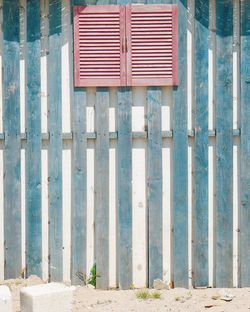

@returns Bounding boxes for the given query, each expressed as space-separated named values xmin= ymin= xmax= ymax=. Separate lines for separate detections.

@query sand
xmin=1 ymin=276 xmax=250 ymax=311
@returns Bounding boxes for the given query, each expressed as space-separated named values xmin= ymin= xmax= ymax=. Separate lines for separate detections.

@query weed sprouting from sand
xmin=136 ymin=289 xmax=161 ymax=300
xmin=151 ymin=291 xmax=161 ymax=299
xmin=136 ymin=289 xmax=151 ymax=300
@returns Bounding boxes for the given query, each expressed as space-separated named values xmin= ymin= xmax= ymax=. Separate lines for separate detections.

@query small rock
xmin=219 ymin=290 xmax=234 ymax=302
xmin=221 ymin=296 xmax=233 ymax=302
xmin=153 ymin=279 xmax=169 ymax=290
xmin=87 ymin=284 xmax=95 ymax=289
xmin=205 ymin=303 xmax=217 ymax=308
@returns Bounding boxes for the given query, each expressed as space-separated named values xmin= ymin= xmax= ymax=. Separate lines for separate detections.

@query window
xmin=74 ymin=4 xmax=178 ymax=87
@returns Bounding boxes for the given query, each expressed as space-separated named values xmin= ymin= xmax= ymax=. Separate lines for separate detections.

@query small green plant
xmin=136 ymin=289 xmax=161 ymax=300
xmin=136 ymin=289 xmax=151 ymax=300
xmin=129 ymin=283 xmax=135 ymax=290
xmin=151 ymin=291 xmax=161 ymax=299
xmin=87 ymin=263 xmax=97 ymax=287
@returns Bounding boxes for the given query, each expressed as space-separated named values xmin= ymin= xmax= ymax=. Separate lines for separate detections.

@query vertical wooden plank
xmin=3 ymin=0 xmax=21 ymax=279
xmin=70 ymin=0 xmax=87 ymax=285
xmin=49 ymin=0 xmax=63 ymax=282
xmin=194 ymin=0 xmax=209 ymax=287
xmin=117 ymin=87 xmax=132 ymax=289
xmin=147 ymin=87 xmax=163 ymax=286
xmin=26 ymin=0 xmax=42 ymax=278
xmin=116 ymin=0 xmax=132 ymax=291
xmin=145 ymin=0 xmax=168 ymax=288
xmin=173 ymin=0 xmax=188 ymax=288
xmin=71 ymin=89 xmax=87 ymax=284
xmin=215 ymin=0 xmax=233 ymax=287
xmin=95 ymin=88 xmax=109 ymax=289
xmin=240 ymin=0 xmax=250 ymax=287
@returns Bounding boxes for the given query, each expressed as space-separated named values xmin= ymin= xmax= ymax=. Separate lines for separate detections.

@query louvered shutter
xmin=126 ymin=5 xmax=178 ymax=86
xmin=74 ymin=5 xmax=126 ymax=87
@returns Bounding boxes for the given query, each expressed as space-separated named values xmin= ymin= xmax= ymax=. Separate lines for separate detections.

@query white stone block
xmin=0 ymin=285 xmax=12 ymax=312
xmin=20 ymin=283 xmax=75 ymax=312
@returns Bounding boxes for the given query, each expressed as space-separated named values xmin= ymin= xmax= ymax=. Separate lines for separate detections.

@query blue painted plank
xmin=240 ymin=0 xmax=250 ymax=287
xmin=116 ymin=0 xmax=132 ymax=291
xmin=3 ymin=0 xmax=21 ymax=279
xmin=194 ymin=0 xmax=209 ymax=287
xmin=117 ymin=87 xmax=132 ymax=289
xmin=49 ymin=0 xmax=63 ymax=282
xmin=147 ymin=87 xmax=163 ymax=287
xmin=95 ymin=88 xmax=109 ymax=289
xmin=70 ymin=0 xmax=88 ymax=285
xmin=71 ymin=89 xmax=87 ymax=285
xmin=215 ymin=0 xmax=233 ymax=288
xmin=173 ymin=0 xmax=188 ymax=288
xmin=146 ymin=0 xmax=172 ymax=289
xmin=26 ymin=0 xmax=42 ymax=278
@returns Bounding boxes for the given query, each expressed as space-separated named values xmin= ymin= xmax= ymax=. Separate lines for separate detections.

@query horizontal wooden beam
xmin=0 ymin=129 xmax=241 ymax=141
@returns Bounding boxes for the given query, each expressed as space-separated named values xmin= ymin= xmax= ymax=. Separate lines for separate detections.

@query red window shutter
xmin=126 ymin=5 xmax=178 ymax=87
xmin=74 ymin=5 xmax=126 ymax=87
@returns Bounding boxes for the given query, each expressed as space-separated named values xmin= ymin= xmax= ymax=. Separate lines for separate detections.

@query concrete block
xmin=20 ymin=283 xmax=75 ymax=312
xmin=0 ymin=285 xmax=12 ymax=312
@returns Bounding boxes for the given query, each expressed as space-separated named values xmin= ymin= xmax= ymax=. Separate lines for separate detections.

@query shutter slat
xmin=126 ymin=4 xmax=178 ymax=86
xmin=74 ymin=5 xmax=125 ymax=87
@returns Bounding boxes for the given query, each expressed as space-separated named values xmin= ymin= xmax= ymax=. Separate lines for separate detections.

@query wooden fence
xmin=0 ymin=0 xmax=249 ymax=289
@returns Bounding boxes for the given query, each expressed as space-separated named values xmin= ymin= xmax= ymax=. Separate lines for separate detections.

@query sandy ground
xmin=1 ymin=276 xmax=250 ymax=311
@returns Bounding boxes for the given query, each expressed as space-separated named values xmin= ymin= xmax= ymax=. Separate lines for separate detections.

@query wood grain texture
xmin=215 ymin=0 xmax=233 ymax=288
xmin=3 ymin=0 xmax=21 ymax=279
xmin=117 ymin=87 xmax=133 ymax=289
xmin=147 ymin=87 xmax=163 ymax=286
xmin=95 ymin=88 xmax=109 ymax=289
xmin=71 ymin=89 xmax=87 ymax=285
xmin=145 ymin=0 xmax=168 ymax=289
xmin=49 ymin=0 xmax=63 ymax=282
xmin=194 ymin=0 xmax=209 ymax=287
xmin=26 ymin=0 xmax=42 ymax=278
xmin=240 ymin=0 xmax=250 ymax=287
xmin=172 ymin=0 xmax=188 ymax=288
xmin=116 ymin=0 xmax=132 ymax=291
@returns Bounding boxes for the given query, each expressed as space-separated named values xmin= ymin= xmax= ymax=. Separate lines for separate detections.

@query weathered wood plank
xmin=95 ymin=88 xmax=109 ymax=289
xmin=3 ymin=0 xmax=21 ymax=279
xmin=145 ymin=0 xmax=168 ymax=289
xmin=215 ymin=0 xmax=233 ymax=288
xmin=26 ymin=0 xmax=42 ymax=278
xmin=147 ymin=87 xmax=163 ymax=287
xmin=116 ymin=0 xmax=132 ymax=291
xmin=117 ymin=87 xmax=132 ymax=289
xmin=240 ymin=0 xmax=250 ymax=287
xmin=70 ymin=0 xmax=88 ymax=286
xmin=71 ymin=89 xmax=87 ymax=285
xmin=173 ymin=0 xmax=188 ymax=288
xmin=194 ymin=0 xmax=209 ymax=287
xmin=49 ymin=0 xmax=63 ymax=282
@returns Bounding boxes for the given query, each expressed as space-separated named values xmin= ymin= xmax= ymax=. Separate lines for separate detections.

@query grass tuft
xmin=151 ymin=291 xmax=161 ymax=299
xmin=136 ymin=289 xmax=151 ymax=300
xmin=136 ymin=289 xmax=162 ymax=300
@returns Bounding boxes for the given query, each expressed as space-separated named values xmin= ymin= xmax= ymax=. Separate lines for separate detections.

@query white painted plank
xmin=42 ymin=146 xmax=49 ymax=282
xmin=62 ymin=145 xmax=71 ymax=283
xmin=0 ymin=148 xmax=3 ymax=280
xmin=86 ymin=143 xmax=95 ymax=281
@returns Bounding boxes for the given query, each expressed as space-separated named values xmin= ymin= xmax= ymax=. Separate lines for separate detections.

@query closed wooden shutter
xmin=74 ymin=5 xmax=126 ymax=87
xmin=74 ymin=5 xmax=178 ymax=87
xmin=126 ymin=5 xmax=178 ymax=86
